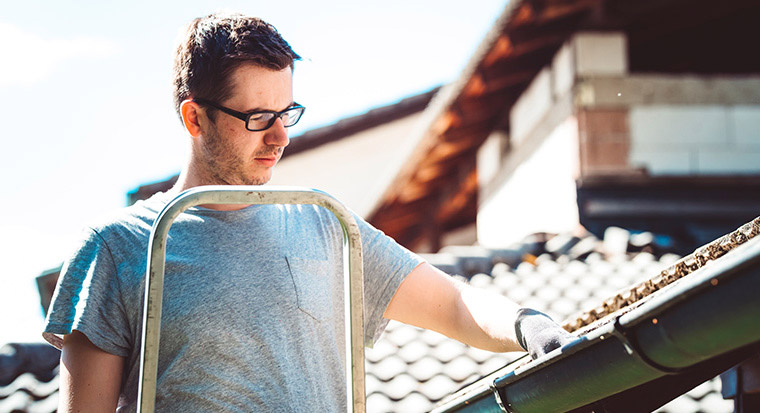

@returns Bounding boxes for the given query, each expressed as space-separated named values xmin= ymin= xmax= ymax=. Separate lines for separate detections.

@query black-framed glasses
xmin=193 ymin=97 xmax=305 ymax=131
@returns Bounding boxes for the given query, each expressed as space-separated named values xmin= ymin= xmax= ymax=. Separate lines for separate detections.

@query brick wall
xmin=578 ymin=109 xmax=633 ymax=175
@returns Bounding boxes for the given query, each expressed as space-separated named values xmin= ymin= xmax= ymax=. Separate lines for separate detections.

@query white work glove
xmin=514 ymin=308 xmax=575 ymax=359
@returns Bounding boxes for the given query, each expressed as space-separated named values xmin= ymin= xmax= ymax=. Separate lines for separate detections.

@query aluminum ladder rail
xmin=136 ymin=186 xmax=365 ymax=412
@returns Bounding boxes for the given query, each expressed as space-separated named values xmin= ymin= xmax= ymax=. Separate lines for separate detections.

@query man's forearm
xmin=385 ymin=262 xmax=573 ymax=357
xmin=386 ymin=263 xmax=523 ymax=352
xmin=452 ymin=281 xmax=575 ymax=357
xmin=452 ymin=282 xmax=524 ymax=352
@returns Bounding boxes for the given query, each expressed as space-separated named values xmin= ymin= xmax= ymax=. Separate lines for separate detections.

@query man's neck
xmin=169 ymin=168 xmax=255 ymax=211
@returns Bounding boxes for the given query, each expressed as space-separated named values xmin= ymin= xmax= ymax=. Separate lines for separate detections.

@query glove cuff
xmin=514 ymin=307 xmax=535 ymax=351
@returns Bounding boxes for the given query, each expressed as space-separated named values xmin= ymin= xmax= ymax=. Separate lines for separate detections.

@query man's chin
xmin=244 ymin=174 xmax=272 ymax=186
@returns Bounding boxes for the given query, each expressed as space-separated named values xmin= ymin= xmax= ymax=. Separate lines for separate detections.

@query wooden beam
xmin=415 ymin=162 xmax=449 ymax=184
xmin=423 ymin=202 xmax=443 ymax=252
xmin=438 ymin=168 xmax=479 ymax=223
xmin=479 ymin=71 xmax=536 ymax=95
xmin=454 ymin=90 xmax=519 ymax=124
xmin=483 ymin=35 xmax=514 ymax=67
xmin=429 ymin=139 xmax=479 ymax=162
xmin=463 ymin=73 xmax=488 ymax=97
xmin=480 ymin=35 xmax=566 ymax=80
xmin=481 ymin=32 xmax=566 ymax=70
xmin=430 ymin=111 xmax=461 ymax=136
xmin=440 ymin=122 xmax=494 ymax=144
xmin=509 ymin=2 xmax=536 ymax=29
xmin=412 ymin=149 xmax=477 ymax=191
xmin=536 ymin=0 xmax=599 ymax=26
xmin=506 ymin=0 xmax=597 ymax=36
xmin=371 ymin=199 xmax=430 ymax=230
xmin=398 ymin=180 xmax=433 ymax=203
xmin=446 ymin=109 xmax=500 ymax=134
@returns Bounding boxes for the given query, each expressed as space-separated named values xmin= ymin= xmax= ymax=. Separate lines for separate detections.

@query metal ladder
xmin=135 ymin=186 xmax=366 ymax=412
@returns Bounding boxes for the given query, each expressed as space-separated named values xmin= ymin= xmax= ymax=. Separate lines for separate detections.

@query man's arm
xmin=384 ymin=262 xmax=524 ymax=352
xmin=59 ymin=330 xmax=124 ymax=412
xmin=384 ymin=262 xmax=574 ymax=356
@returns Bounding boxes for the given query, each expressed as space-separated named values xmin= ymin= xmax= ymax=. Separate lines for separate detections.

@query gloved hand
xmin=514 ymin=308 xmax=575 ymax=359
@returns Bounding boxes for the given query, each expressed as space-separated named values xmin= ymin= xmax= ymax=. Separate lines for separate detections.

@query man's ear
xmin=180 ymin=99 xmax=203 ymax=137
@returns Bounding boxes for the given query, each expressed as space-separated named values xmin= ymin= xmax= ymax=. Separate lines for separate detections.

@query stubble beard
xmin=200 ymin=123 xmax=282 ymax=186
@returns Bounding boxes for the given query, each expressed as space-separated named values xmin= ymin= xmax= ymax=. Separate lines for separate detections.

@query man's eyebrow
xmin=244 ymin=101 xmax=296 ymax=113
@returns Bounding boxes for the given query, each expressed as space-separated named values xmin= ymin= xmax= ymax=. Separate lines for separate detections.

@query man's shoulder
xmin=86 ymin=191 xmax=171 ymax=241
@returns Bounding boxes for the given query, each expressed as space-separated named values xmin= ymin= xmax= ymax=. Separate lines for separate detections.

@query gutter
xmin=434 ymin=235 xmax=760 ymax=412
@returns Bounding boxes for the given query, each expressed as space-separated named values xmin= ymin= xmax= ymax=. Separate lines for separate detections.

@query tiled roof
xmin=364 ymin=229 xmax=735 ymax=412
xmin=0 ymin=343 xmax=59 ymax=413
xmin=3 ymin=229 xmax=735 ymax=412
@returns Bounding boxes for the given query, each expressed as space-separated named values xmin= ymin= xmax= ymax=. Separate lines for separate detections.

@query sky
xmin=0 ymin=0 xmax=508 ymax=345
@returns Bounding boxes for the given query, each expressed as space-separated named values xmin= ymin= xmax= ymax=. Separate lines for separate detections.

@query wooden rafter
xmin=438 ymin=169 xmax=479 ymax=223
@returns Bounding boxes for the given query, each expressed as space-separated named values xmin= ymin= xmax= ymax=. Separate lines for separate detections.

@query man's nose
xmin=264 ymin=117 xmax=290 ymax=148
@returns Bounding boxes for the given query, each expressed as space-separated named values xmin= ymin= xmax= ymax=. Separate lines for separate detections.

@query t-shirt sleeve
xmin=355 ymin=215 xmax=424 ymax=347
xmin=42 ymin=227 xmax=131 ymax=357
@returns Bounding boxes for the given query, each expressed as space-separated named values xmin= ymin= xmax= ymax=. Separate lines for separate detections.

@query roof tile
xmin=535 ymin=284 xmax=561 ymax=302
xmin=384 ymin=373 xmax=419 ymax=400
xmin=419 ymin=330 xmax=448 ymax=348
xmin=549 ymin=297 xmax=579 ymax=316
xmin=366 ymin=339 xmax=396 ymax=363
xmin=563 ymin=285 xmax=590 ymax=302
xmin=385 ymin=323 xmax=420 ymax=348
xmin=479 ymin=354 xmax=516 ymax=376
xmin=429 ymin=340 xmax=467 ymax=364
xmin=686 ymin=391 xmax=733 ymax=412
xmin=466 ymin=347 xmax=497 ymax=364
xmin=366 ymin=391 xmax=394 ymax=412
xmin=365 ymin=373 xmax=383 ymax=395
xmin=407 ymin=357 xmax=444 ymax=382
xmin=419 ymin=375 xmax=459 ymax=403
xmin=442 ymin=356 xmax=479 ymax=382
xmin=372 ymin=355 xmax=408 ymax=382
xmin=468 ymin=273 xmax=493 ymax=288
xmin=394 ymin=391 xmax=433 ymax=413
xmin=504 ymin=284 xmax=532 ymax=302
xmin=397 ymin=340 xmax=429 ymax=364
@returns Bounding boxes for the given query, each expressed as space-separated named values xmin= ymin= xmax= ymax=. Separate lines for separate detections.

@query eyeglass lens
xmin=247 ymin=107 xmax=304 ymax=131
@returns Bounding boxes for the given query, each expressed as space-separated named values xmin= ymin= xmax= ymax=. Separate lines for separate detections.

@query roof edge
xmin=283 ymin=86 xmax=441 ymax=158
xmin=366 ymin=0 xmax=523 ymax=218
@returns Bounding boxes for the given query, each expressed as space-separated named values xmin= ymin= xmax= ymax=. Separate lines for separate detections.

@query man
xmin=43 ymin=12 xmax=572 ymax=412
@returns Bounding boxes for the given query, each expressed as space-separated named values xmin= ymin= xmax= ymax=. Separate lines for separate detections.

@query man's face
xmin=198 ymin=63 xmax=293 ymax=186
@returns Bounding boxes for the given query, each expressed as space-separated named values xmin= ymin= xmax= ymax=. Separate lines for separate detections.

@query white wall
xmin=510 ymin=68 xmax=553 ymax=146
xmin=630 ymin=105 xmax=760 ymax=174
xmin=573 ymin=32 xmax=628 ymax=76
xmin=478 ymin=117 xmax=580 ymax=247
xmin=269 ymin=113 xmax=424 ymax=217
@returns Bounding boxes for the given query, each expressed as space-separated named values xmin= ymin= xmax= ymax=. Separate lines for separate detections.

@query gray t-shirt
xmin=43 ymin=191 xmax=423 ymax=412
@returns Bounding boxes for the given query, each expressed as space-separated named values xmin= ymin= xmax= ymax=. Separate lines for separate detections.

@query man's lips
xmin=254 ymin=156 xmax=277 ymax=167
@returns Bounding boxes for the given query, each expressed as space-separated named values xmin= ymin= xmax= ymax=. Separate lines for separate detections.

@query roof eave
xmin=365 ymin=0 xmax=521 ymax=219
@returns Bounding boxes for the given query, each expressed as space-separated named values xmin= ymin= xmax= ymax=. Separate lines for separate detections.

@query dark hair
xmin=172 ymin=12 xmax=301 ymax=121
